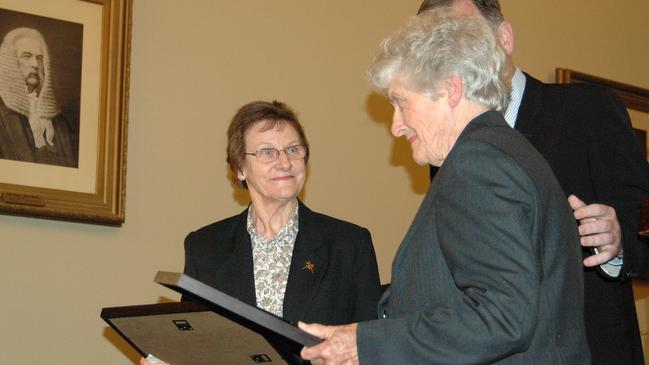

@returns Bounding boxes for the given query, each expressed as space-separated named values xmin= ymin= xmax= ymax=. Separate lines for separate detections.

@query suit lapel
xmin=391 ymin=182 xmax=437 ymax=283
xmin=392 ymin=113 xmax=498 ymax=283
xmin=223 ymin=209 xmax=257 ymax=305
xmin=282 ymin=202 xmax=330 ymax=323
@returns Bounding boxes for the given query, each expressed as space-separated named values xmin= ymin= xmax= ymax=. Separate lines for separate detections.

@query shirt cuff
xmin=599 ymin=257 xmax=623 ymax=278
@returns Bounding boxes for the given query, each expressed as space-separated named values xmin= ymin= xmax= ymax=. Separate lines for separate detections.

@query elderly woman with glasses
xmin=299 ymin=7 xmax=589 ymax=365
xmin=141 ymin=100 xmax=381 ymax=365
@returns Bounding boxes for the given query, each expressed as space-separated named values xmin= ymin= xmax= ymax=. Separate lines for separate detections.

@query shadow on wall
xmin=632 ymin=281 xmax=649 ymax=362
xmin=365 ymin=93 xmax=429 ymax=195
xmin=101 ymin=296 xmax=177 ymax=364
xmin=103 ymin=327 xmax=140 ymax=364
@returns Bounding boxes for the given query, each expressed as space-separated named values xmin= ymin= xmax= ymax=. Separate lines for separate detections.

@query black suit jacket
xmin=183 ymin=201 xmax=381 ymax=326
xmin=514 ymin=74 xmax=649 ymax=365
xmin=358 ymin=111 xmax=590 ymax=364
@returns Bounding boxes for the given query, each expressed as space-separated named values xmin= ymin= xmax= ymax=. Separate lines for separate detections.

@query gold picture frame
xmin=0 ymin=0 xmax=132 ymax=225
xmin=556 ymin=68 xmax=649 ymax=113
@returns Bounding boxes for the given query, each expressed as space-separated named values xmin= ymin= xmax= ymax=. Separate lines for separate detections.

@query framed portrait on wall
xmin=0 ymin=0 xmax=132 ymax=225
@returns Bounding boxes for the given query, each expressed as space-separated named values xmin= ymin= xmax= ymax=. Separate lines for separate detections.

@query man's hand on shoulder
xmin=568 ymin=195 xmax=622 ymax=267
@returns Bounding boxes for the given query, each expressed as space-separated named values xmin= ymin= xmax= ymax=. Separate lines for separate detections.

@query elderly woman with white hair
xmin=299 ymin=8 xmax=590 ymax=365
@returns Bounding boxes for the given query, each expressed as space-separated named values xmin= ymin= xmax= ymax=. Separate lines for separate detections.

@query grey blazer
xmin=357 ymin=111 xmax=590 ymax=364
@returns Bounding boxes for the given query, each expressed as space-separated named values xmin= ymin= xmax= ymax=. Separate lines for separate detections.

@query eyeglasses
xmin=244 ymin=144 xmax=307 ymax=163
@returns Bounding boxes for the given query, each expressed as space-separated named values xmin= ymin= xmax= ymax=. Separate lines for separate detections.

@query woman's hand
xmin=139 ymin=356 xmax=170 ymax=365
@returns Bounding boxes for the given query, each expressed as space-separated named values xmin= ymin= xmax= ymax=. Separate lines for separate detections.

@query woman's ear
xmin=446 ymin=75 xmax=463 ymax=108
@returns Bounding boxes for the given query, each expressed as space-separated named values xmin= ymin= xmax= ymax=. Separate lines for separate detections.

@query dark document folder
xmin=101 ymin=271 xmax=321 ymax=365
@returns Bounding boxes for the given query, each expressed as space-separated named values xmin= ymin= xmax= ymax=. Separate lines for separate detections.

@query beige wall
xmin=0 ymin=1 xmax=648 ymax=364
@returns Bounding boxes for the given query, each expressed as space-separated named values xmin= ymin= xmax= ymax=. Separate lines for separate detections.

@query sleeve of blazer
xmin=357 ymin=140 xmax=541 ymax=364
xmin=586 ymin=88 xmax=649 ymax=278
xmin=180 ymin=231 xmax=199 ymax=302
xmin=350 ymin=227 xmax=381 ymax=322
xmin=183 ymin=231 xmax=198 ymax=278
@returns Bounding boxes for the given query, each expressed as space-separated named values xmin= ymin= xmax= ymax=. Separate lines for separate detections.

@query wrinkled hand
xmin=568 ymin=195 xmax=622 ymax=267
xmin=299 ymin=322 xmax=359 ymax=365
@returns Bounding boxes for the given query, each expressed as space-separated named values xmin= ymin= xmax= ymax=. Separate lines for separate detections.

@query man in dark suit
xmin=416 ymin=1 xmax=649 ymax=364
xmin=300 ymin=8 xmax=590 ymax=364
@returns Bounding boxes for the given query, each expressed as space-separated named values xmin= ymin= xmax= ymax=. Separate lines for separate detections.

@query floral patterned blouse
xmin=246 ymin=202 xmax=299 ymax=317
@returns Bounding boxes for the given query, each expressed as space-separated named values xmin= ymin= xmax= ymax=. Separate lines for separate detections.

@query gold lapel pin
xmin=303 ymin=260 xmax=315 ymax=273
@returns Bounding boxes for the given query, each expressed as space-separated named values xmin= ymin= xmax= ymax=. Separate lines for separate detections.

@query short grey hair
xmin=417 ymin=0 xmax=505 ymax=29
xmin=368 ymin=7 xmax=510 ymax=111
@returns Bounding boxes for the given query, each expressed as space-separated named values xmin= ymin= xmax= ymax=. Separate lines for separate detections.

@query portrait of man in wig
xmin=0 ymin=27 xmax=78 ymax=168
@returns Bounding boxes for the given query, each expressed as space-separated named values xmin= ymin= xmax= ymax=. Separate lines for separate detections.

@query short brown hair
xmin=226 ymin=100 xmax=310 ymax=189
xmin=417 ymin=0 xmax=504 ymax=28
